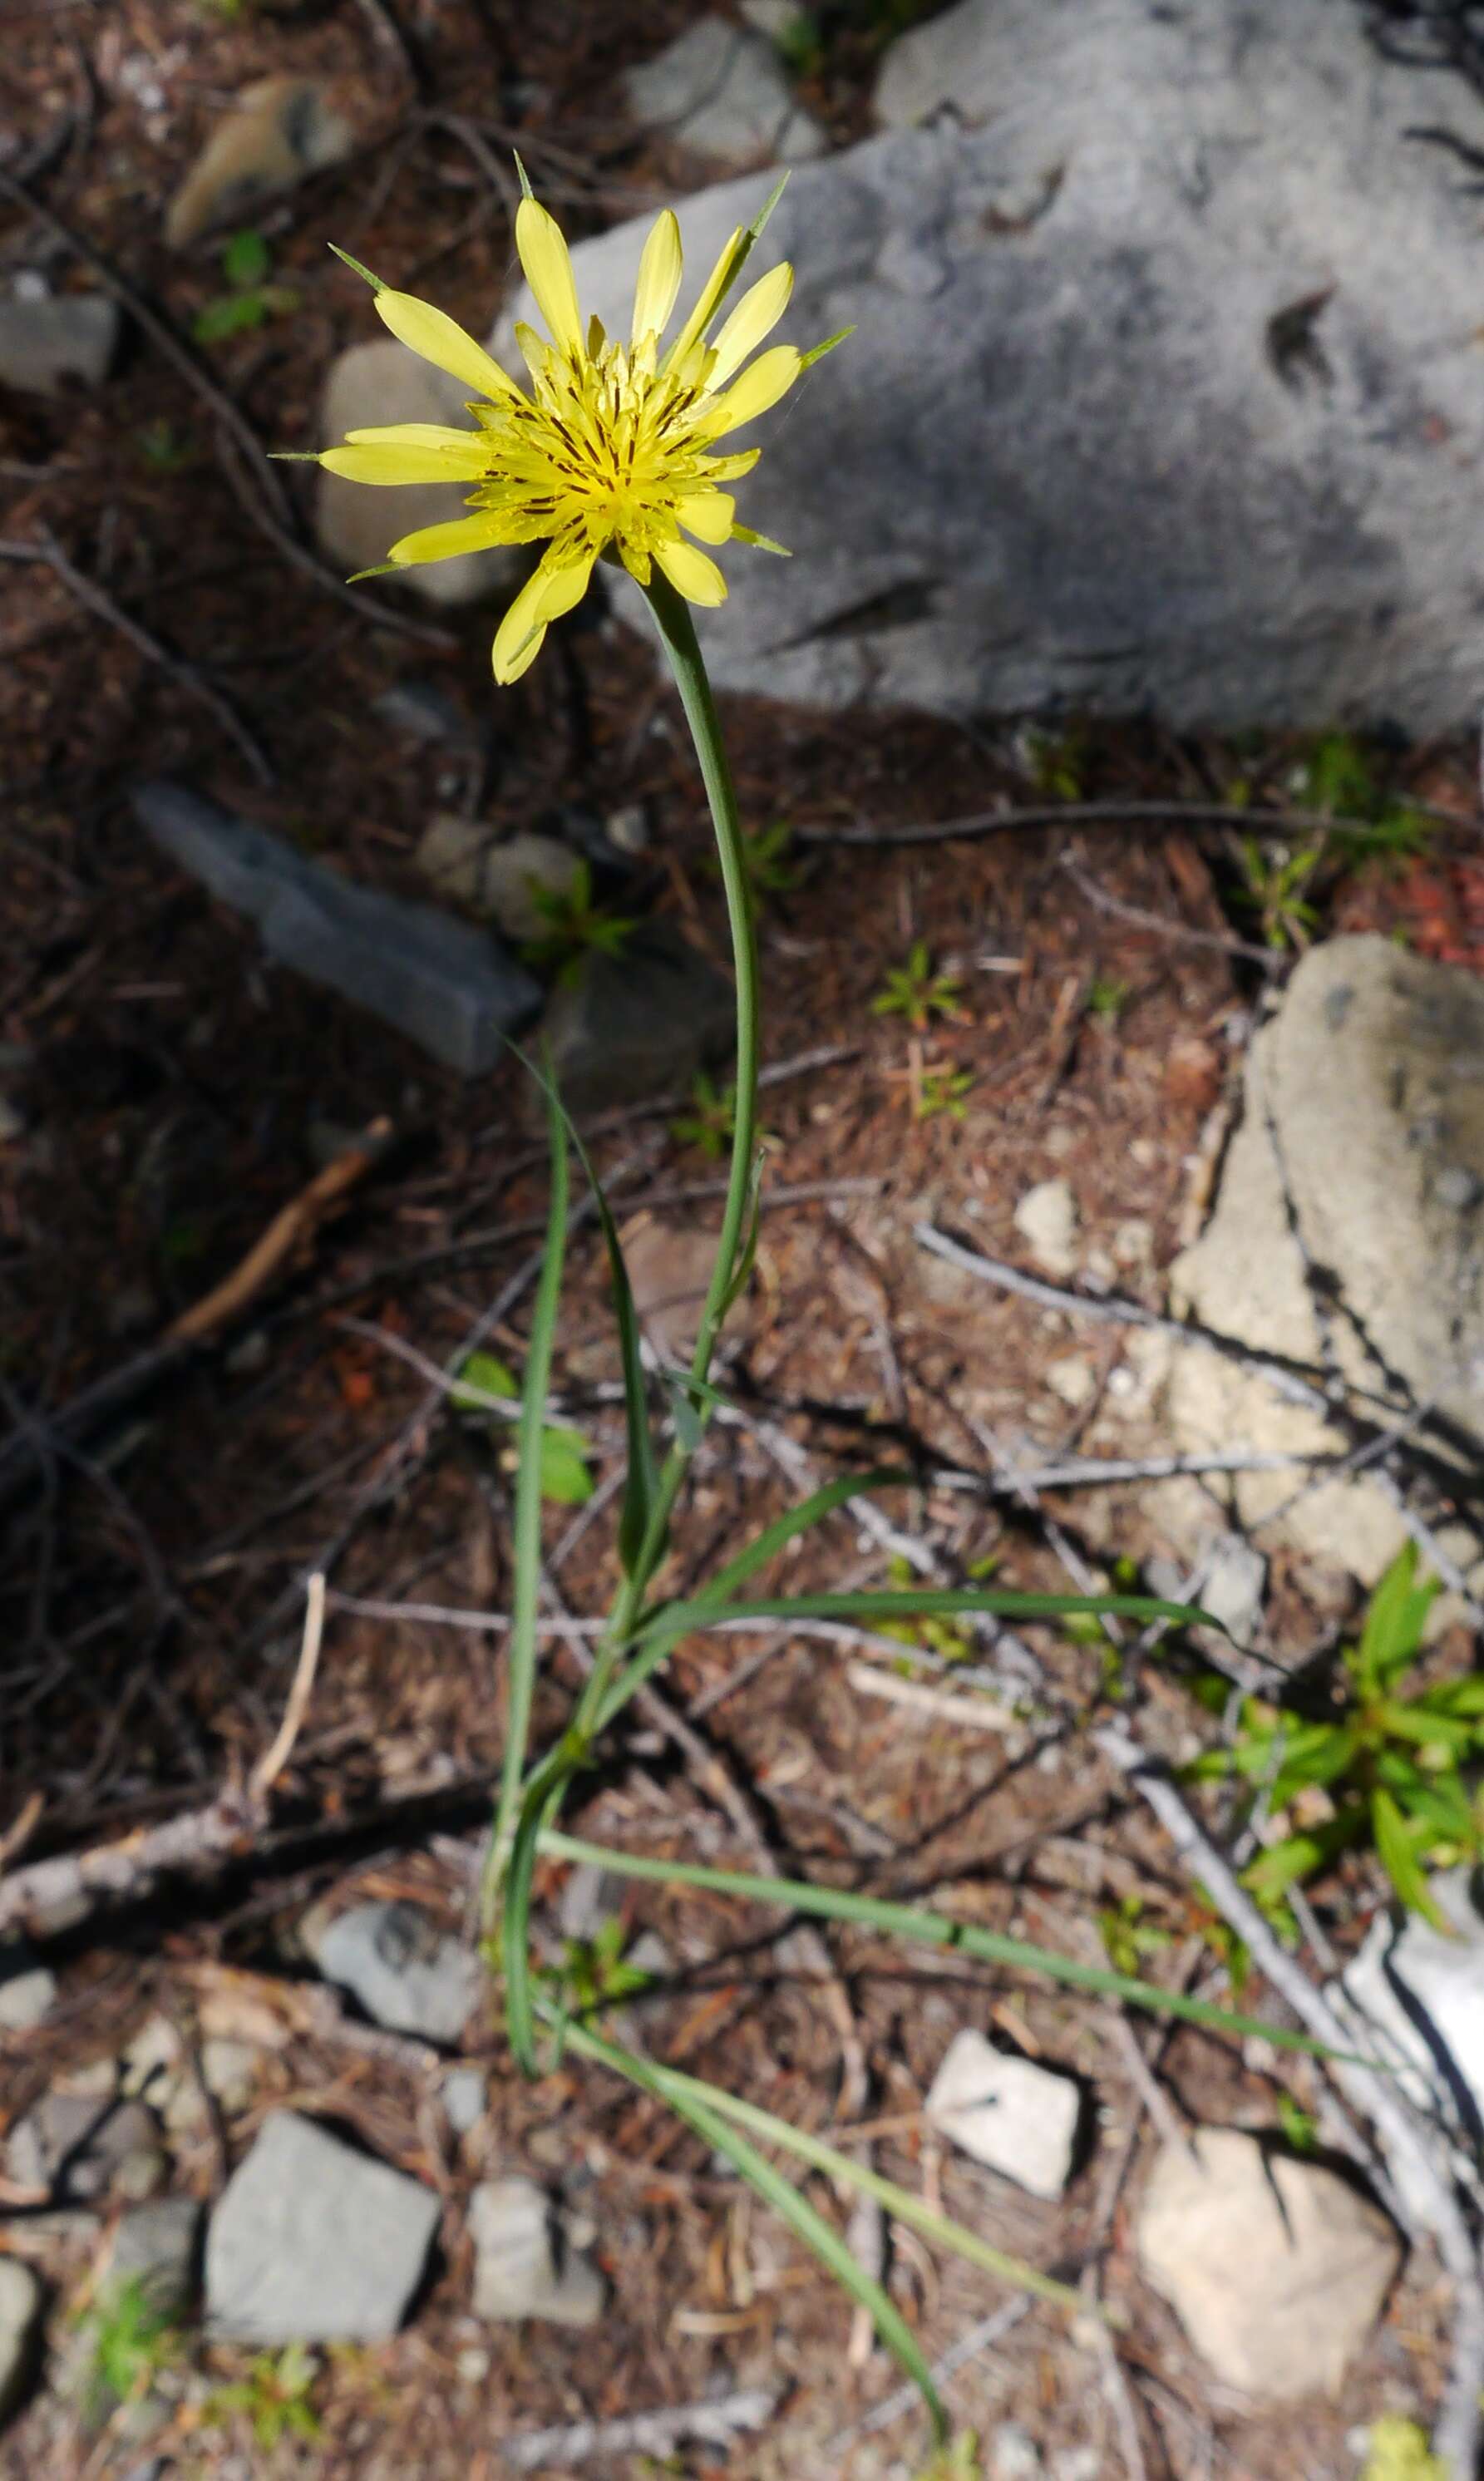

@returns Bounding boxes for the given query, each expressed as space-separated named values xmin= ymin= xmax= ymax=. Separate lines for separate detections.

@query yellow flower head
xmin=305 ymin=180 xmax=846 ymax=683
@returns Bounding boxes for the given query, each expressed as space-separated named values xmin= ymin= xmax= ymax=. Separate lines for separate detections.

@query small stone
xmin=924 ymin=2029 xmax=1082 ymax=2199
xmin=993 ymin=2425 xmax=1044 ymax=2481
xmin=0 ymin=1946 xmax=57 ymax=2031
xmin=0 ymin=2259 xmax=42 ymax=2426
xmin=7 ymin=2093 xmax=167 ymax=2206
xmin=165 ymin=77 xmax=353 ymax=248
xmin=604 ymin=802 xmax=650 ymax=855
xmin=133 ymin=781 xmax=540 ymax=1076
xmin=1136 ymin=2128 xmax=1401 ymax=2397
xmin=558 ymin=1862 xmax=629 ymax=1944
xmin=540 ymin=925 xmax=734 ymax=1113
xmin=625 ymin=17 xmax=824 ymax=167
xmin=1044 ymin=1354 xmax=1095 ymax=1408
xmin=468 ymin=2177 xmax=605 ymax=2328
xmin=308 ymin=1900 xmax=482 ymax=2045
xmin=372 ymin=681 xmax=484 ymax=750
xmin=101 ymin=2198 xmax=201 ymax=2324
xmin=624 ymin=1220 xmax=725 ymax=1362
xmin=441 ymin=2067 xmax=488 ymax=2137
xmin=416 ymin=820 xmax=581 ymax=943
xmin=0 ymin=293 xmax=118 ymax=396
xmin=1196 ymin=1536 xmax=1267 ymax=1643
xmin=316 ymin=342 xmax=509 ymax=609
xmin=205 ymin=2111 xmax=439 ymax=2344
xmin=1013 ymin=1179 xmax=1079 ymax=1278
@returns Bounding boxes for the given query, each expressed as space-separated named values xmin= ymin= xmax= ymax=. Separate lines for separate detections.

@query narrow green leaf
xmin=483 ymin=1069 xmax=569 ymax=1986
xmin=327 ymin=242 xmax=387 ymax=293
xmin=538 ymin=1831 xmax=1348 ymax=2059
xmin=560 ymin=2020 xmax=947 ymax=2443
xmin=1355 ymin=1542 xmax=1437 ymax=1692
xmin=720 ymin=1146 xmax=766 ymax=1317
xmin=700 ymin=1468 xmax=908 ymax=1603
xmin=1372 ymin=1788 xmax=1447 ymax=1927
xmin=800 ymin=324 xmax=855 ymax=370
xmin=1373 ymin=1701 xmax=1477 ymax=1754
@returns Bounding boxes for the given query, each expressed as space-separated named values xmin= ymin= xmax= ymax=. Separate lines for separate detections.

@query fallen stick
xmin=504 ymin=2387 xmax=777 ymax=2470
xmin=168 ymin=1120 xmax=393 ymax=1344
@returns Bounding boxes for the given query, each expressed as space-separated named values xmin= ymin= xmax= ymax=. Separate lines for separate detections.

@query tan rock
xmin=1137 ymin=2128 xmax=1400 ymax=2397
xmin=165 ymin=77 xmax=354 ymax=249
xmin=314 ymin=340 xmax=513 ymax=609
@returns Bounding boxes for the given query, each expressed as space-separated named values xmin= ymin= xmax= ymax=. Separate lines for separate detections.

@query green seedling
xmin=78 ymin=2277 xmax=182 ymax=2423
xmin=1024 ymin=724 xmax=1087 ymax=802
xmin=670 ymin=1071 xmax=738 ymax=1160
xmin=136 ymin=418 xmax=195 ymax=474
xmin=1097 ymin=1893 xmax=1173 ymax=1980
xmin=452 ymin=1349 xmax=593 ymax=1506
xmin=520 ymin=858 xmax=637 ymax=985
xmin=872 ymin=940 xmax=964 ymax=1030
xmin=1190 ymin=1544 xmax=1477 ymax=1927
xmin=1233 ymin=834 xmax=1323 ymax=950
xmin=193 ymin=229 xmax=300 ymax=346
xmin=203 ymin=2344 xmax=321 ymax=2449
xmin=705 ymin=817 xmax=801 ymax=900
xmin=1086 ymin=974 xmax=1130 ymax=1023
xmin=1274 ymin=2090 xmax=1319 ymax=2153
xmin=540 ymin=1913 xmax=655 ymax=2025
xmin=915 ymin=1065 xmax=974 ymax=1122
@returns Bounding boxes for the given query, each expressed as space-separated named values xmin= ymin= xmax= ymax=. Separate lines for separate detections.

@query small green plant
xmin=670 ymin=1071 xmax=738 ymax=1160
xmin=1358 ymin=2419 xmax=1450 ymax=2481
xmin=79 ymin=2278 xmax=182 ymax=2421
xmin=193 ymin=229 xmax=300 ymax=346
xmin=203 ymin=2344 xmax=321 ymax=2449
xmin=136 ymin=418 xmax=195 ymax=474
xmin=1086 ymin=974 xmax=1130 ymax=1023
xmin=775 ymin=9 xmax=826 ymax=76
xmin=913 ymin=2434 xmax=984 ymax=2481
xmin=707 ymin=818 xmax=800 ymax=899
xmin=520 ymin=859 xmax=637 ymax=985
xmin=1024 ymin=725 xmax=1087 ymax=802
xmin=452 ymin=1349 xmax=594 ymax=1506
xmin=1233 ymin=833 xmax=1324 ymax=950
xmin=541 ymin=1913 xmax=655 ymax=2025
xmin=872 ymin=941 xmax=964 ymax=1030
xmin=1274 ymin=2089 xmax=1319 ymax=2153
xmin=915 ymin=1064 xmax=974 ymax=1122
xmin=1097 ymin=1892 xmax=1173 ymax=1980
xmin=1191 ymin=1545 xmax=1480 ymax=1926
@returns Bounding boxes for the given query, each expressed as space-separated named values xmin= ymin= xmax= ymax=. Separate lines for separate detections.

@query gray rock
xmin=165 ymin=76 xmax=353 ymax=247
xmin=0 ymin=2259 xmax=42 ymax=2427
xmin=1166 ymin=936 xmax=1484 ymax=1582
xmin=316 ymin=340 xmax=514 ymax=609
xmin=540 ymin=925 xmax=733 ymax=1113
xmin=308 ymin=1900 xmax=483 ymax=2044
xmin=496 ymin=2 xmax=1484 ymax=733
xmin=626 ymin=17 xmax=824 ymax=167
xmin=372 ymin=680 xmax=486 ymax=750
xmin=441 ymin=2066 xmax=488 ymax=2137
xmin=101 ymin=2199 xmax=201 ymax=2323
xmin=557 ymin=1861 xmax=629 ymax=1944
xmin=1136 ymin=2128 xmax=1401 ymax=2398
xmin=414 ymin=818 xmax=580 ymax=941
xmin=205 ymin=2110 xmax=439 ymax=2343
xmin=0 ymin=294 xmax=118 ymax=395
xmin=132 ymin=782 xmax=540 ymax=1075
xmin=468 ymin=2177 xmax=605 ymax=2327
xmin=7 ymin=2093 xmax=167 ymax=2206
xmin=924 ymin=2029 xmax=1082 ymax=2199
xmin=0 ymin=1945 xmax=57 ymax=2031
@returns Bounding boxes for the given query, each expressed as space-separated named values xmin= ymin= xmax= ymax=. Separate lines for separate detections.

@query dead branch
xmin=504 ymin=2388 xmax=778 ymax=2470
xmin=0 ymin=528 xmax=273 ymax=783
xmin=794 ymin=796 xmax=1468 ymax=851
xmin=168 ymin=1119 xmax=392 ymax=1344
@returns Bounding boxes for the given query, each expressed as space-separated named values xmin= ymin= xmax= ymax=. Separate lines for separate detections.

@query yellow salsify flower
xmin=295 ymin=181 xmax=846 ymax=683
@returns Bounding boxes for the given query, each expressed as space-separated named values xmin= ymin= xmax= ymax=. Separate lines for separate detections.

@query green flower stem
xmin=569 ymin=572 xmax=761 ymax=1731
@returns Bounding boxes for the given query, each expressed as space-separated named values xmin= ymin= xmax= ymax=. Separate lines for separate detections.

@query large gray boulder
xmin=497 ymin=0 xmax=1484 ymax=730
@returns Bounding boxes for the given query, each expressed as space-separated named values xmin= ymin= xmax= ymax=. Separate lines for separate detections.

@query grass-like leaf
xmin=559 ymin=2017 xmax=949 ymax=2442
xmin=539 ymin=1830 xmax=1344 ymax=2059
xmin=481 ymin=1071 xmax=569 ymax=1962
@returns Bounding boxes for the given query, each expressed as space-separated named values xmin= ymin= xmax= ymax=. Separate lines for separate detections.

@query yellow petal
xmin=631 ymin=209 xmax=683 ymax=349
xmin=343 ymin=422 xmax=486 ymax=451
xmin=387 ymin=515 xmax=505 ymax=565
xmin=653 ymin=538 xmax=727 ymax=605
xmin=676 ymin=490 xmax=736 ymax=545
xmin=707 ymin=261 xmax=793 ymax=387
xmin=701 ymin=344 xmax=801 ymax=437
xmin=702 ymin=447 xmax=762 ymax=482
xmin=665 ymin=224 xmax=746 ymax=370
xmin=374 ymin=289 xmax=520 ymax=402
xmin=516 ymin=197 xmax=583 ymax=358
xmin=492 ymin=565 xmax=551 ymax=684
xmin=318 ymin=441 xmax=492 ymax=484
xmin=491 ymin=550 xmax=596 ymax=683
